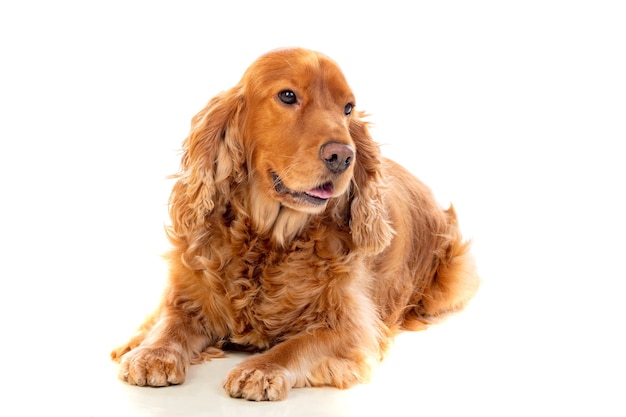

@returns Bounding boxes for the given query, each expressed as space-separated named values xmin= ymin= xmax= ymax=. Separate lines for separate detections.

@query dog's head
xmin=240 ymin=48 xmax=356 ymax=215
xmin=170 ymin=48 xmax=393 ymax=253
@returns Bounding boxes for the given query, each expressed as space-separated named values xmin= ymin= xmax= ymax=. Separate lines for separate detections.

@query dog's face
xmin=240 ymin=49 xmax=357 ymax=214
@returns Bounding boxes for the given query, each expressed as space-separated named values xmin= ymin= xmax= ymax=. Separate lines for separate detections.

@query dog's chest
xmin=221 ymin=235 xmax=351 ymax=348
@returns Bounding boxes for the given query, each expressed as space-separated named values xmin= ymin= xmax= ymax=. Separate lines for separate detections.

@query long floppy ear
xmin=169 ymin=86 xmax=245 ymax=235
xmin=348 ymin=112 xmax=395 ymax=254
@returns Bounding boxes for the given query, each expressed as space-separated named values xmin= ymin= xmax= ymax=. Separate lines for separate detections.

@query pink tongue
xmin=306 ymin=183 xmax=333 ymax=199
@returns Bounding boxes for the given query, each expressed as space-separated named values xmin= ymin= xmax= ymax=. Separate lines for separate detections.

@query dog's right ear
xmin=168 ymin=86 xmax=245 ymax=235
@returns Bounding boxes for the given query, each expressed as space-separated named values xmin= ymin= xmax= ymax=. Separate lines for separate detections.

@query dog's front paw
xmin=223 ymin=361 xmax=296 ymax=401
xmin=118 ymin=345 xmax=188 ymax=387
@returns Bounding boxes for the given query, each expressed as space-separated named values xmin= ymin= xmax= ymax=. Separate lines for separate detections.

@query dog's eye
xmin=344 ymin=103 xmax=354 ymax=116
xmin=278 ymin=90 xmax=297 ymax=105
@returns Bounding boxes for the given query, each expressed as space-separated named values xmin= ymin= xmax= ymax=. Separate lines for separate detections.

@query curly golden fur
xmin=111 ymin=47 xmax=479 ymax=401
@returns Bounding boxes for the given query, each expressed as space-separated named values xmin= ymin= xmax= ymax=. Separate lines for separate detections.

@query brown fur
xmin=111 ymin=47 xmax=479 ymax=401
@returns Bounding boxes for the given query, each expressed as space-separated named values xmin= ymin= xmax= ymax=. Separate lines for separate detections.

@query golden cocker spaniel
xmin=111 ymin=47 xmax=479 ymax=401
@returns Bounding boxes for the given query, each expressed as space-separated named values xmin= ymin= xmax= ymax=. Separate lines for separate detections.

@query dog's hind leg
xmin=420 ymin=206 xmax=480 ymax=317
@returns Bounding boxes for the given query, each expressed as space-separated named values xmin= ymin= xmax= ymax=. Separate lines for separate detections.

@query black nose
xmin=320 ymin=142 xmax=355 ymax=174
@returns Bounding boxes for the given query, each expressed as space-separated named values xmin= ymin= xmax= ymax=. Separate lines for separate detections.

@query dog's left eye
xmin=344 ymin=103 xmax=354 ymax=116
xmin=278 ymin=90 xmax=297 ymax=105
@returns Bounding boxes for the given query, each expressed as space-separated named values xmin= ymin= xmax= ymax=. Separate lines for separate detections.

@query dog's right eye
xmin=278 ymin=90 xmax=297 ymax=105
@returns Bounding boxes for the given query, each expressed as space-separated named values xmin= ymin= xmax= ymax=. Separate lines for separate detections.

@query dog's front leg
xmin=115 ymin=308 xmax=209 ymax=387
xmin=223 ymin=329 xmax=379 ymax=401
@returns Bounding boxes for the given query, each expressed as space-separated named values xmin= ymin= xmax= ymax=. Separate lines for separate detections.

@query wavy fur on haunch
xmin=111 ymin=47 xmax=479 ymax=401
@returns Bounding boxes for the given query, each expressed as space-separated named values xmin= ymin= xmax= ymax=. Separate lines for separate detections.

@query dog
xmin=111 ymin=47 xmax=479 ymax=401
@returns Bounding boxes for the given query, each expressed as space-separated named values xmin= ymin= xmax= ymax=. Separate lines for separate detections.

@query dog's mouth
xmin=271 ymin=173 xmax=334 ymax=206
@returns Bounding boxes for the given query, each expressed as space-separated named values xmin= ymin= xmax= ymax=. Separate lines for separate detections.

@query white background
xmin=1 ymin=1 xmax=625 ymax=416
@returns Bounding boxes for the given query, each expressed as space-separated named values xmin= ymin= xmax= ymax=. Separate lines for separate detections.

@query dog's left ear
xmin=169 ymin=86 xmax=245 ymax=236
xmin=348 ymin=112 xmax=395 ymax=254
